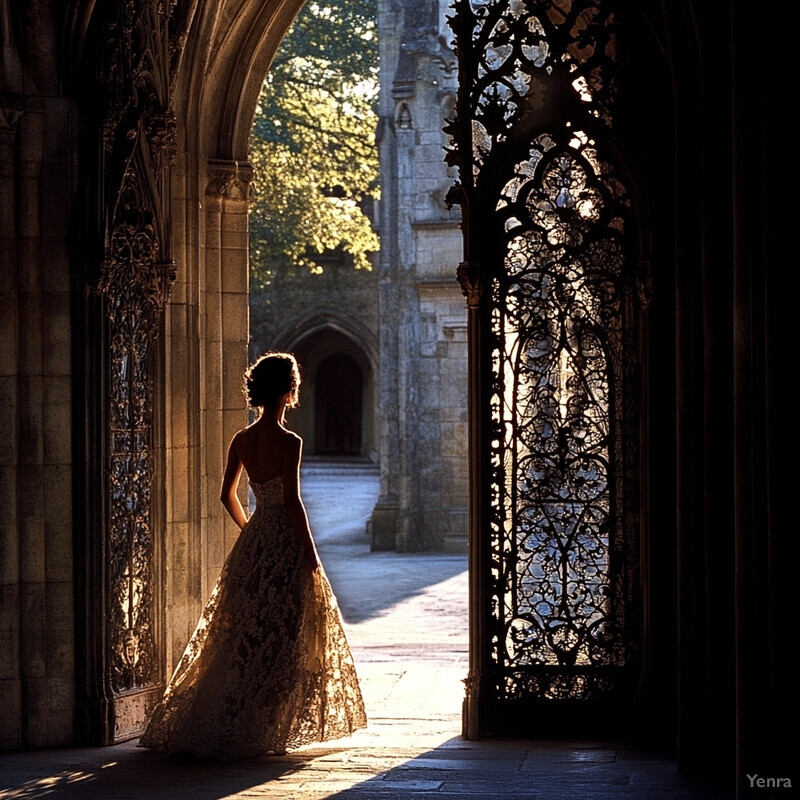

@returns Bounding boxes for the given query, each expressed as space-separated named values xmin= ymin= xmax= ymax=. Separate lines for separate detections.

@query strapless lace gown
xmin=139 ymin=476 xmax=367 ymax=759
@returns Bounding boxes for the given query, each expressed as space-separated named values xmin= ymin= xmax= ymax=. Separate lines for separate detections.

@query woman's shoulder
xmin=230 ymin=427 xmax=250 ymax=449
xmin=231 ymin=421 xmax=302 ymax=454
xmin=279 ymin=427 xmax=303 ymax=450
xmin=230 ymin=424 xmax=268 ymax=454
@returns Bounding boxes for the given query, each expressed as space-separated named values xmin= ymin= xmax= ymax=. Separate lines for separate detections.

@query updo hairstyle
xmin=243 ymin=351 xmax=301 ymax=409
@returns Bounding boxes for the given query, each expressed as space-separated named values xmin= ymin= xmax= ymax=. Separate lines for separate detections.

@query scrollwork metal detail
xmin=97 ymin=0 xmax=181 ymax=702
xmin=489 ymin=131 xmax=629 ymax=701
xmin=449 ymin=0 xmax=640 ymax=709
xmin=99 ymin=161 xmax=176 ymax=692
xmin=446 ymin=0 xmax=618 ymax=192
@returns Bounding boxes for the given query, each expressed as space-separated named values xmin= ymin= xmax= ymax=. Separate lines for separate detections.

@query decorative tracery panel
xmin=489 ymin=132 xmax=630 ymax=702
xmin=77 ymin=0 xmax=184 ymax=743
xmin=449 ymin=0 xmax=642 ymax=727
xmin=451 ymin=0 xmax=619 ymax=184
xmin=100 ymin=162 xmax=176 ymax=694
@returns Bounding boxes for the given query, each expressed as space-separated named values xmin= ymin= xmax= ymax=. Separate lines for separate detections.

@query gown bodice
xmin=249 ymin=475 xmax=284 ymax=508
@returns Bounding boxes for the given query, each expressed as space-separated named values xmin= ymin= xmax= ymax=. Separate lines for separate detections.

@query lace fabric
xmin=139 ymin=477 xmax=367 ymax=759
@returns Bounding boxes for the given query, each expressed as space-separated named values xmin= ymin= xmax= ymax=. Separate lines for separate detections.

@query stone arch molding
xmin=170 ymin=0 xmax=306 ymax=162
xmin=272 ymin=312 xmax=380 ymax=377
xmin=156 ymin=0 xmax=315 ymax=738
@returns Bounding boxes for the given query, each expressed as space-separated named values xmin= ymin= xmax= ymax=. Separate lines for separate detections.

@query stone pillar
xmin=369 ymin=116 xmax=401 ymax=549
xmin=204 ymin=160 xmax=252 ymax=574
xmin=370 ymin=0 xmax=466 ymax=552
xmin=162 ymin=152 xmax=202 ymax=675
xmin=0 ymin=97 xmax=24 ymax=751
xmin=368 ymin=0 xmax=404 ymax=551
xmin=0 ymin=94 xmax=75 ymax=749
xmin=160 ymin=158 xmax=252 ymax=679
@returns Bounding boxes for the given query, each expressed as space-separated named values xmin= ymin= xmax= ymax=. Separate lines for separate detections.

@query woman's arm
xmin=282 ymin=435 xmax=320 ymax=570
xmin=220 ymin=434 xmax=248 ymax=530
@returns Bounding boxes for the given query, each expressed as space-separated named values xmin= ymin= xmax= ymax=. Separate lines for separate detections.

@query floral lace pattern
xmin=139 ymin=477 xmax=367 ymax=759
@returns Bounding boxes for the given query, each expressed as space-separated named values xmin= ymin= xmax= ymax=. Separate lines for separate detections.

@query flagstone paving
xmin=0 ymin=461 xmax=732 ymax=799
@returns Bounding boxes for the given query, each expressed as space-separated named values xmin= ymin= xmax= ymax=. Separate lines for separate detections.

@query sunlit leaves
xmin=249 ymin=0 xmax=379 ymax=284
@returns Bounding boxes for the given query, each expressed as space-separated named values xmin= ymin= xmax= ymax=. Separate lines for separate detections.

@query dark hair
xmin=243 ymin=352 xmax=301 ymax=409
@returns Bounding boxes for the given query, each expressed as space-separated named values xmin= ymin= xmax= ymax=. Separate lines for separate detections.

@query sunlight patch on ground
xmin=0 ymin=763 xmax=115 ymax=799
xmin=344 ymin=569 xmax=468 ymax=648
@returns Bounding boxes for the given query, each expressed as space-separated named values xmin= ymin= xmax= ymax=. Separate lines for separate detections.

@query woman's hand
xmin=220 ymin=435 xmax=248 ymax=530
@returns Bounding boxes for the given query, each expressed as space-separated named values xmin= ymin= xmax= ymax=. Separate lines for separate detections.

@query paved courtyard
xmin=0 ymin=461 xmax=732 ymax=799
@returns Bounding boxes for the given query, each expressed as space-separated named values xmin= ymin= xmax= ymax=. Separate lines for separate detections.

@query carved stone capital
xmin=457 ymin=261 xmax=482 ymax=308
xmin=0 ymin=101 xmax=24 ymax=144
xmin=636 ymin=260 xmax=653 ymax=309
xmin=206 ymin=159 xmax=255 ymax=203
xmin=145 ymin=110 xmax=178 ymax=169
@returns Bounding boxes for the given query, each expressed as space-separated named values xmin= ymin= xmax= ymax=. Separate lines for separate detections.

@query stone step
xmin=301 ymin=457 xmax=380 ymax=477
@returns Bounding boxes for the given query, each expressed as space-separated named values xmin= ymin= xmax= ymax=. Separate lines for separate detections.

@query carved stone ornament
xmin=457 ymin=261 xmax=482 ymax=308
xmin=206 ymin=159 xmax=256 ymax=203
xmin=91 ymin=0 xmax=183 ymax=720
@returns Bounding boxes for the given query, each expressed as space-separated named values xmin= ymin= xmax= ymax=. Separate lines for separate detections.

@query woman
xmin=139 ymin=352 xmax=367 ymax=759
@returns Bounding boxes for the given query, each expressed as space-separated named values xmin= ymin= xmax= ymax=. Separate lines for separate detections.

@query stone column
xmin=162 ymin=152 xmax=201 ymax=675
xmin=204 ymin=159 xmax=252 ymax=573
xmin=159 ymin=158 xmax=252 ymax=679
xmin=369 ymin=115 xmax=402 ymax=550
xmin=0 ymin=98 xmax=24 ymax=750
xmin=370 ymin=0 xmax=466 ymax=553
xmin=0 ymin=94 xmax=75 ymax=748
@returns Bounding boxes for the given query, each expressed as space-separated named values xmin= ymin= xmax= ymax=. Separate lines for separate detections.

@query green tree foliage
xmin=249 ymin=0 xmax=379 ymax=285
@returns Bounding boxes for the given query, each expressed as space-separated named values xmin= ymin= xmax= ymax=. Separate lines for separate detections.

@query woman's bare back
xmin=233 ymin=421 xmax=300 ymax=484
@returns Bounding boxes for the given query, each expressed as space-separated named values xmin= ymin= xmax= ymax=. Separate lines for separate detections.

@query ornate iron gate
xmin=77 ymin=0 xmax=180 ymax=743
xmin=447 ymin=0 xmax=644 ymax=734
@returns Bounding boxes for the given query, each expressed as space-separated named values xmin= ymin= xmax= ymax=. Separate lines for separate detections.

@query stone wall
xmin=1 ymin=23 xmax=76 ymax=747
xmin=369 ymin=0 xmax=467 ymax=552
xmin=249 ymin=257 xmax=379 ymax=459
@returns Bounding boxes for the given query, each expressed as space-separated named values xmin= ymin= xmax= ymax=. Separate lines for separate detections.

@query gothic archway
xmin=69 ymin=0 xmax=310 ymax=744
xmin=275 ymin=321 xmax=376 ymax=459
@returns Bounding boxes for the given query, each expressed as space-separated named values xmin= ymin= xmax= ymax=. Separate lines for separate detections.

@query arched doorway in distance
xmin=315 ymin=352 xmax=363 ymax=455
xmin=272 ymin=321 xmax=377 ymax=461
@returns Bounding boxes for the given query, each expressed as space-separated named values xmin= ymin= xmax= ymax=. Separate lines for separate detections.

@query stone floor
xmin=0 ymin=461 xmax=733 ymax=799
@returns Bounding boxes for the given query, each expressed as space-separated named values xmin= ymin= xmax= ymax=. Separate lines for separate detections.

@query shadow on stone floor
xmin=0 ymin=738 xmax=736 ymax=800
xmin=0 ymin=743 xmax=319 ymax=800
xmin=318 ymin=737 xmax=736 ymax=800
xmin=325 ymin=552 xmax=467 ymax=626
